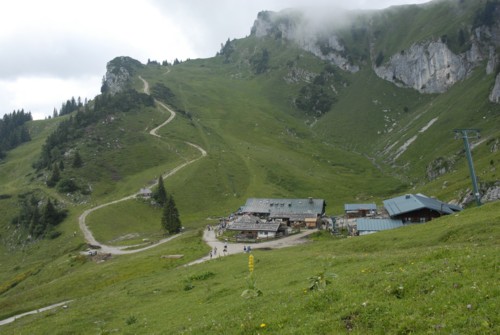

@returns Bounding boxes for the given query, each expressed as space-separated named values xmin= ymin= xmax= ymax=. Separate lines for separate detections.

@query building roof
xmin=356 ymin=218 xmax=404 ymax=231
xmin=344 ymin=203 xmax=377 ymax=211
xmin=234 ymin=214 xmax=263 ymax=224
xmin=227 ymin=222 xmax=281 ymax=232
xmin=270 ymin=213 xmax=317 ymax=221
xmin=239 ymin=198 xmax=325 ymax=217
xmin=383 ymin=194 xmax=462 ymax=217
xmin=138 ymin=188 xmax=152 ymax=195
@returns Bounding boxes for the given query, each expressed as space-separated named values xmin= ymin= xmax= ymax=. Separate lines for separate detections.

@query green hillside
xmin=0 ymin=200 xmax=498 ymax=334
xmin=0 ymin=0 xmax=499 ymax=333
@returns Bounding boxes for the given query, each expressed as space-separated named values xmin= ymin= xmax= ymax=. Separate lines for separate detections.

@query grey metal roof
xmin=344 ymin=203 xmax=377 ymax=211
xmin=383 ymin=194 xmax=462 ymax=217
xmin=234 ymin=214 xmax=263 ymax=224
xmin=227 ymin=223 xmax=281 ymax=232
xmin=239 ymin=198 xmax=324 ymax=217
xmin=356 ymin=218 xmax=403 ymax=231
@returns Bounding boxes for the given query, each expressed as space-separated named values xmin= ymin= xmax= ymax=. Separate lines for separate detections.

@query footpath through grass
xmin=86 ymin=199 xmax=164 ymax=247
xmin=1 ymin=201 xmax=498 ymax=334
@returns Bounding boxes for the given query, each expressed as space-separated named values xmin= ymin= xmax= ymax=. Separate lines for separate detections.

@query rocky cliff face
xmin=373 ymin=23 xmax=500 ymax=95
xmin=374 ymin=19 xmax=500 ymax=98
xmin=374 ymin=40 xmax=477 ymax=93
xmin=251 ymin=10 xmax=359 ymax=73
xmin=251 ymin=5 xmax=500 ymax=102
xmin=490 ymin=73 xmax=500 ymax=103
xmin=102 ymin=56 xmax=143 ymax=95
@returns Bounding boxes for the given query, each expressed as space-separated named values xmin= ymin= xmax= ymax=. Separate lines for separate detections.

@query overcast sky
xmin=0 ymin=0 xmax=431 ymax=120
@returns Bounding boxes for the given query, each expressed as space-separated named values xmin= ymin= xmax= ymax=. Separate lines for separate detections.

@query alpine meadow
xmin=0 ymin=0 xmax=499 ymax=334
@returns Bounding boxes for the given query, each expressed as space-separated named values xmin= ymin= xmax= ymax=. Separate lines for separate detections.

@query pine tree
xmin=161 ymin=195 xmax=181 ymax=234
xmin=101 ymin=76 xmax=109 ymax=94
xmin=72 ymin=151 xmax=83 ymax=168
xmin=47 ymin=163 xmax=60 ymax=187
xmin=28 ymin=205 xmax=43 ymax=238
xmin=155 ymin=175 xmax=167 ymax=206
xmin=42 ymin=199 xmax=58 ymax=227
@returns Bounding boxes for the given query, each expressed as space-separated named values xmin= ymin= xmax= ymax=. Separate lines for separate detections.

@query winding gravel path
xmin=186 ymin=228 xmax=318 ymax=266
xmin=77 ymin=76 xmax=206 ymax=255
xmin=0 ymin=300 xmax=73 ymax=326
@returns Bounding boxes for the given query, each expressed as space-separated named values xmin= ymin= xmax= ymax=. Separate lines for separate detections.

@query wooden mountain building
xmin=238 ymin=197 xmax=326 ymax=227
xmin=383 ymin=193 xmax=462 ymax=223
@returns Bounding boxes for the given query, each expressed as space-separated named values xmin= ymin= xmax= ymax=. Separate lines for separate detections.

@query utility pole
xmin=454 ymin=129 xmax=481 ymax=206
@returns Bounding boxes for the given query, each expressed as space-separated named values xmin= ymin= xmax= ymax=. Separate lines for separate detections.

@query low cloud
xmin=0 ymin=0 xmax=431 ymax=119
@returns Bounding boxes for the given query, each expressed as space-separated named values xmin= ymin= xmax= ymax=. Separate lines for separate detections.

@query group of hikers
xmin=207 ymin=224 xmax=254 ymax=260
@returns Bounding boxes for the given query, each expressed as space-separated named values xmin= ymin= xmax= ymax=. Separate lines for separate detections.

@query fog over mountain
xmin=0 ymin=0 xmax=431 ymax=119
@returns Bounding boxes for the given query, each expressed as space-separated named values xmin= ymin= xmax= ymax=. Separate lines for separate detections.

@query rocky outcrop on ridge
xmin=250 ymin=5 xmax=500 ymax=102
xmin=373 ymin=40 xmax=478 ymax=94
xmin=490 ymin=73 xmax=500 ymax=103
xmin=251 ymin=10 xmax=359 ymax=73
xmin=101 ymin=56 xmax=143 ymax=95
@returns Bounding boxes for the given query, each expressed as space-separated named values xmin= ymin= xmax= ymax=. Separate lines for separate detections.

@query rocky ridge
xmin=374 ymin=25 xmax=500 ymax=97
xmin=251 ymin=10 xmax=360 ymax=73
xmin=101 ymin=56 xmax=143 ymax=95
xmin=250 ymin=5 xmax=500 ymax=103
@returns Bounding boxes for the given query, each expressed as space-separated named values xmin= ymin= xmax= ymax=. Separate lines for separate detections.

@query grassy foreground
xmin=1 ymin=201 xmax=498 ymax=334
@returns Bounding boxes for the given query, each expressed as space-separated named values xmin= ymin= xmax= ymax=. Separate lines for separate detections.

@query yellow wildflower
xmin=260 ymin=323 xmax=266 ymax=328
xmin=249 ymin=254 xmax=254 ymax=273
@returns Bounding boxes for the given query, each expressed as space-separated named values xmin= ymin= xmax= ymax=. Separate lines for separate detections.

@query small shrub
xmin=69 ymin=254 xmax=87 ymax=266
xmin=308 ymin=271 xmax=337 ymax=291
xmin=188 ymin=271 xmax=215 ymax=281
xmin=386 ymin=284 xmax=405 ymax=299
xmin=57 ymin=178 xmax=79 ymax=193
xmin=126 ymin=315 xmax=137 ymax=325
xmin=47 ymin=230 xmax=62 ymax=239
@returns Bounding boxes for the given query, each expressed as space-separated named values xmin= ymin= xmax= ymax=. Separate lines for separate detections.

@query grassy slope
xmin=315 ymin=0 xmax=500 ymax=195
xmin=0 ymin=201 xmax=498 ymax=334
xmin=136 ymin=38 xmax=407 ymax=222
xmin=86 ymin=199 xmax=164 ymax=246
xmin=371 ymin=0 xmax=483 ymax=57
xmin=0 ymin=1 xmax=499 ymax=332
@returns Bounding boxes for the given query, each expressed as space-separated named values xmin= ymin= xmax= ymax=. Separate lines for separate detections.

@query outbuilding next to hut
xmin=137 ymin=188 xmax=153 ymax=198
xmin=226 ymin=222 xmax=281 ymax=240
xmin=344 ymin=203 xmax=377 ymax=218
xmin=355 ymin=218 xmax=404 ymax=235
xmin=383 ymin=193 xmax=462 ymax=223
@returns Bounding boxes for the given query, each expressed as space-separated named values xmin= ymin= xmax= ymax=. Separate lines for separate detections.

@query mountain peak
xmin=101 ymin=56 xmax=143 ymax=95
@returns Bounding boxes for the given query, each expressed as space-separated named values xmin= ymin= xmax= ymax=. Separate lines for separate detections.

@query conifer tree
xmin=29 ymin=206 xmax=43 ymax=237
xmin=161 ymin=195 xmax=181 ymax=234
xmin=72 ymin=151 xmax=83 ymax=168
xmin=42 ymin=199 xmax=57 ymax=227
xmin=154 ymin=175 xmax=167 ymax=206
xmin=47 ymin=163 xmax=60 ymax=187
xmin=101 ymin=76 xmax=109 ymax=94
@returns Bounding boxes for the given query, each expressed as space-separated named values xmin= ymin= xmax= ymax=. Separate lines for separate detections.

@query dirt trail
xmin=77 ymin=77 xmax=206 ymax=255
xmin=186 ymin=228 xmax=318 ymax=266
xmin=0 ymin=300 xmax=73 ymax=326
xmin=78 ymin=77 xmax=308 ymax=261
